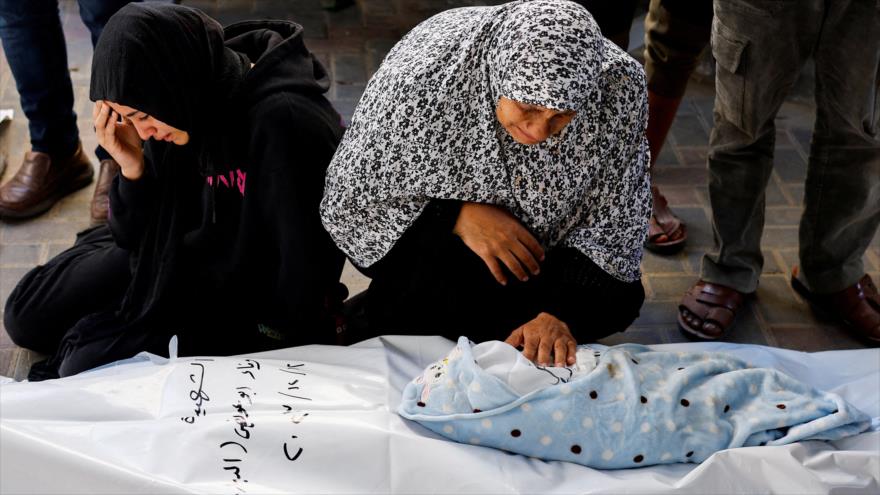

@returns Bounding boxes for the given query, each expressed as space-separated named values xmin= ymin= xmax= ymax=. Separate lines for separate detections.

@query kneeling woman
xmin=4 ymin=4 xmax=345 ymax=379
xmin=321 ymin=0 xmax=650 ymax=367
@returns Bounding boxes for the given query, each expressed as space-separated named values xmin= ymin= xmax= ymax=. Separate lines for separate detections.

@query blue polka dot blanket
xmin=398 ymin=337 xmax=871 ymax=469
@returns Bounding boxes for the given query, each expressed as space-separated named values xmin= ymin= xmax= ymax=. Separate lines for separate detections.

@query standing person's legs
xmin=680 ymin=0 xmax=821 ymax=339
xmin=3 ymin=225 xmax=131 ymax=354
xmin=0 ymin=0 xmax=78 ymax=157
xmin=77 ymin=0 xmax=132 ymax=161
xmin=78 ymin=0 xmax=134 ymax=224
xmin=0 ymin=0 xmax=93 ymax=219
xmin=642 ymin=0 xmax=713 ymax=253
xmin=793 ymin=0 xmax=880 ymax=343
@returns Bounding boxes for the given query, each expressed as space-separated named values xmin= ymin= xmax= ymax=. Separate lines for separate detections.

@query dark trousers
xmin=0 ymin=0 xmax=132 ymax=159
xmin=4 ymin=226 xmax=277 ymax=379
xmin=702 ymin=0 xmax=880 ymax=294
xmin=359 ymin=206 xmax=644 ymax=344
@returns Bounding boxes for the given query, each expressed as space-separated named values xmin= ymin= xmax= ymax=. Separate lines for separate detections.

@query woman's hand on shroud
xmin=453 ymin=202 xmax=545 ymax=285
xmin=505 ymin=312 xmax=577 ymax=367
xmin=93 ymin=100 xmax=144 ymax=180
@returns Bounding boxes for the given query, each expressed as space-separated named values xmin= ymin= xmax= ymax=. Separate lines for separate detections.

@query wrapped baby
xmin=399 ymin=337 xmax=870 ymax=469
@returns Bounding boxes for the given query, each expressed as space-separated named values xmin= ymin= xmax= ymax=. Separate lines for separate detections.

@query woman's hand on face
xmin=453 ymin=202 xmax=545 ymax=285
xmin=93 ymin=100 xmax=144 ymax=180
xmin=504 ymin=312 xmax=577 ymax=367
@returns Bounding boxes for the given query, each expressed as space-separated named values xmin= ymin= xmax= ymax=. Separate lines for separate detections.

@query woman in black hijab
xmin=3 ymin=3 xmax=346 ymax=379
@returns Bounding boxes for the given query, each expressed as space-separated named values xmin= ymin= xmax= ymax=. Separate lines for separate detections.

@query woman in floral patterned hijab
xmin=322 ymin=0 xmax=650 ymax=365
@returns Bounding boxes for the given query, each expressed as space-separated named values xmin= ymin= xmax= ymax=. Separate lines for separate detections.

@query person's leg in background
xmin=793 ymin=0 xmax=880 ymax=344
xmin=0 ymin=0 xmax=131 ymax=221
xmin=641 ymin=0 xmax=713 ymax=254
xmin=679 ymin=0 xmax=822 ymax=340
xmin=77 ymin=0 xmax=131 ymax=225
xmin=0 ymin=0 xmax=94 ymax=219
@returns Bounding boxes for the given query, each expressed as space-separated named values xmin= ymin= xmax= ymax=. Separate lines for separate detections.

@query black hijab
xmin=87 ymin=4 xmax=250 ymax=326
xmin=90 ymin=3 xmax=249 ymax=153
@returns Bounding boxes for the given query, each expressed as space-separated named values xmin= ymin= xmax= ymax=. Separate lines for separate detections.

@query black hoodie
xmin=88 ymin=4 xmax=345 ymax=351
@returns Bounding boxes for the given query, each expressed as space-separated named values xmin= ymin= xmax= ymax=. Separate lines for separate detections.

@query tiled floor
xmin=1 ymin=0 xmax=877 ymax=380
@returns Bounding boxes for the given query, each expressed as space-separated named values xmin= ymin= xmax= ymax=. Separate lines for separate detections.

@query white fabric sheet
xmin=1 ymin=336 xmax=878 ymax=494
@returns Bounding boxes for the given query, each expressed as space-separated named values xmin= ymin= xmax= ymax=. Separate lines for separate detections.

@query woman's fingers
xmin=477 ymin=250 xmax=508 ymax=285
xmin=517 ymin=228 xmax=545 ymax=262
xmin=497 ymin=249 xmax=529 ymax=282
xmin=521 ymin=329 xmax=539 ymax=362
xmin=504 ymin=327 xmax=524 ymax=348
xmin=94 ymin=102 xmax=110 ymax=133
xmin=510 ymin=240 xmax=541 ymax=276
xmin=553 ymin=338 xmax=569 ymax=367
xmin=566 ymin=339 xmax=577 ymax=365
xmin=536 ymin=336 xmax=554 ymax=366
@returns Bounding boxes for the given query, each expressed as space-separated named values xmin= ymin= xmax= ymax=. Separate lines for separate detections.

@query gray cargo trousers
xmin=701 ymin=0 xmax=880 ymax=294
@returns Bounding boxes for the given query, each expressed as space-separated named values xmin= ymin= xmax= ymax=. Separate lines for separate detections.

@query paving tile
xmin=0 ymin=218 xmax=89 ymax=244
xmin=676 ymin=147 xmax=708 ymax=166
xmin=332 ymin=99 xmax=359 ymax=122
xmin=790 ymin=127 xmax=813 ymax=156
xmin=0 ymin=348 xmax=17 ymax=377
xmin=773 ymin=148 xmax=807 ymax=183
xmin=341 ymin=260 xmax=370 ymax=298
xmin=764 ymin=206 xmax=802 ymax=227
xmin=818 ymin=325 xmax=872 ymax=351
xmin=11 ymin=348 xmax=45 ymax=381
xmin=691 ymin=96 xmax=715 ymax=126
xmin=769 ymin=325 xmax=841 ymax=352
xmin=332 ymin=53 xmax=367 ymax=83
xmin=641 ymin=251 xmax=686 ymax=274
xmin=777 ymin=249 xmax=799 ymax=274
xmin=661 ymin=327 xmax=692 ymax=343
xmin=670 ymin=114 xmax=709 ymax=147
xmin=0 ymin=244 xmax=40 ymax=266
xmin=335 ymin=82 xmax=366 ymax=101
xmin=718 ymin=303 xmax=770 ymax=346
xmin=673 ymin=207 xmax=714 ymax=249
xmin=0 ymin=267 xmax=29 ymax=303
xmin=632 ymin=301 xmax=679 ymax=327
xmin=761 ymin=226 xmax=800 ymax=249
xmin=647 ymin=274 xmax=696 ymax=301
xmin=653 ymin=142 xmax=679 ymax=167
xmin=765 ymin=178 xmax=792 ymax=207
xmin=683 ymin=251 xmax=704 ymax=276
xmin=653 ymin=166 xmax=708 ymax=186
xmin=656 ymin=185 xmax=701 ymax=207
xmin=775 ymin=128 xmax=794 ymax=148
xmin=0 ymin=315 xmax=16 ymax=350
xmin=782 ymin=183 xmax=805 ymax=206
xmin=753 ymin=275 xmax=818 ymax=326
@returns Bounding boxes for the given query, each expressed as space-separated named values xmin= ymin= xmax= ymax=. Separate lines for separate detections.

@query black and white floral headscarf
xmin=321 ymin=0 xmax=650 ymax=282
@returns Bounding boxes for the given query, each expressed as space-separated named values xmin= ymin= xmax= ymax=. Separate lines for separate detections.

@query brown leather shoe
xmin=89 ymin=158 xmax=120 ymax=226
xmin=0 ymin=143 xmax=94 ymax=220
xmin=792 ymin=269 xmax=880 ymax=346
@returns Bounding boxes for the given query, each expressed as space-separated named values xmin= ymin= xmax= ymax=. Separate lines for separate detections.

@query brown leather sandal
xmin=791 ymin=268 xmax=880 ymax=346
xmin=645 ymin=186 xmax=687 ymax=255
xmin=678 ymin=280 xmax=750 ymax=340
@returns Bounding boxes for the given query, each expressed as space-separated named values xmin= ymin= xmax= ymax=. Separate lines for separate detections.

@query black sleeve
xmin=540 ymin=247 xmax=645 ymax=340
xmin=108 ymin=168 xmax=157 ymax=250
xmin=250 ymin=94 xmax=346 ymax=331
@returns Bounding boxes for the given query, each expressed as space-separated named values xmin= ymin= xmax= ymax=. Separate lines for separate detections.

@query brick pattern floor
xmin=1 ymin=0 xmax=877 ymax=379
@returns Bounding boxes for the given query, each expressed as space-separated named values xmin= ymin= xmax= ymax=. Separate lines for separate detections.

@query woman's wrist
xmin=119 ymin=159 xmax=145 ymax=180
